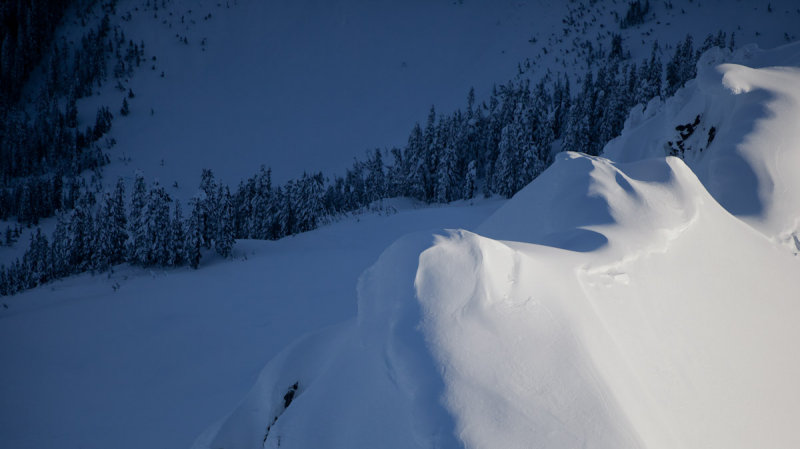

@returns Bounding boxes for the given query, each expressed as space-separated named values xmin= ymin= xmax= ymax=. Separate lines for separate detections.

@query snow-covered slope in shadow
xmin=195 ymin=46 xmax=800 ymax=449
xmin=194 ymin=232 xmax=463 ymax=449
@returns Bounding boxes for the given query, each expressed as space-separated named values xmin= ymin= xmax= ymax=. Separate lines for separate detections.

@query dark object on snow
xmin=283 ymin=382 xmax=299 ymax=409
xmin=707 ymin=126 xmax=717 ymax=147
xmin=669 ymin=115 xmax=703 ymax=158
xmin=264 ymin=382 xmax=301 ymax=444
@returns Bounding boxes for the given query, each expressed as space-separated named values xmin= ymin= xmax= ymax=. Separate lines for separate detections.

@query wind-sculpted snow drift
xmin=605 ymin=42 xmax=800 ymax=252
xmin=195 ymin=44 xmax=800 ymax=449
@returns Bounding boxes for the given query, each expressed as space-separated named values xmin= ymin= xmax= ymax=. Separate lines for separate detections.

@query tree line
xmin=1 ymin=0 xmax=148 ymax=237
xmin=1 ymin=30 xmax=733 ymax=295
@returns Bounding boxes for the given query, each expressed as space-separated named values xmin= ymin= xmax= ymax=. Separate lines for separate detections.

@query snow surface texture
xmin=197 ymin=44 xmax=800 ymax=449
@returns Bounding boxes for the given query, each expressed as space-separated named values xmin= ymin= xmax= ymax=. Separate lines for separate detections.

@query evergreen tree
xmin=422 ymin=106 xmax=439 ymax=201
xmin=186 ymin=198 xmax=204 ymax=269
xmin=50 ymin=213 xmax=70 ymax=278
xmin=215 ymin=185 xmax=235 ymax=258
xmin=95 ymin=192 xmax=115 ymax=272
xmin=198 ymin=169 xmax=218 ymax=249
xmin=278 ymin=184 xmax=297 ymax=236
xmin=435 ymin=145 xmax=458 ymax=203
xmin=169 ymin=200 xmax=186 ymax=266
xmin=563 ymin=72 xmax=596 ymax=155
xmin=463 ymin=160 xmax=477 ymax=199
xmin=109 ymin=178 xmax=128 ymax=264
xmin=144 ymin=183 xmax=172 ymax=266
xmin=128 ymin=173 xmax=148 ymax=265
xmin=249 ymin=166 xmax=274 ymax=239
xmin=494 ymin=100 xmax=530 ymax=198
xmin=665 ymin=35 xmax=695 ymax=97
xmin=68 ymin=193 xmax=95 ymax=272
xmin=530 ymin=80 xmax=554 ymax=164
xmin=0 ymin=266 xmax=9 ymax=296
xmin=27 ymin=228 xmax=51 ymax=286
xmin=387 ymin=148 xmax=406 ymax=199
xmin=364 ymin=149 xmax=386 ymax=203
xmin=551 ymin=75 xmax=570 ymax=139
xmin=120 ymin=97 xmax=129 ymax=116
xmin=405 ymin=123 xmax=426 ymax=200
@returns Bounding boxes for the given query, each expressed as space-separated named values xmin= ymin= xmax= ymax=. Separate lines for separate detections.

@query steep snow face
xmin=196 ymin=50 xmax=800 ymax=449
xmin=605 ymin=42 xmax=800 ymax=251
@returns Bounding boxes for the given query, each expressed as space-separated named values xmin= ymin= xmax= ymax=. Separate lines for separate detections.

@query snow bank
xmin=196 ymin=46 xmax=800 ymax=449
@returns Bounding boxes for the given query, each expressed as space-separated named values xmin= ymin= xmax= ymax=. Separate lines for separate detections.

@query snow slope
xmin=86 ymin=0 xmax=558 ymax=193
xmin=0 ymin=199 xmax=502 ymax=449
xmin=196 ymin=45 xmax=800 ymax=449
xmin=81 ymin=0 xmax=800 ymax=195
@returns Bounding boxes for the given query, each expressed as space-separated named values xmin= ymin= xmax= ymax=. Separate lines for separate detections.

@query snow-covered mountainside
xmin=38 ymin=0 xmax=800 ymax=192
xmin=3 ymin=2 xmax=800 ymax=449
xmin=195 ymin=43 xmax=800 ymax=449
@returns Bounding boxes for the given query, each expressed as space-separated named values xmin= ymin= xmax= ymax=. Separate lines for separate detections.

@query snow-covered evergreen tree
xmin=435 ymin=145 xmax=458 ymax=203
xmin=215 ymin=185 xmax=235 ymax=258
xmin=27 ymin=228 xmax=51 ymax=286
xmin=405 ymin=123 xmax=426 ymax=200
xmin=186 ymin=198 xmax=204 ymax=269
xmin=68 ymin=193 xmax=95 ymax=272
xmin=128 ymin=173 xmax=148 ymax=265
xmin=198 ymin=169 xmax=219 ymax=250
xmin=463 ymin=159 xmax=477 ymax=200
xmin=49 ymin=212 xmax=70 ymax=278
xmin=169 ymin=200 xmax=186 ymax=266
xmin=144 ymin=183 xmax=172 ymax=266
xmin=365 ymin=149 xmax=386 ymax=203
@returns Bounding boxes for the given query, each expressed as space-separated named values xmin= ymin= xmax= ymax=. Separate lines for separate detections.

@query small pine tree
xmin=120 ymin=97 xmax=129 ymax=116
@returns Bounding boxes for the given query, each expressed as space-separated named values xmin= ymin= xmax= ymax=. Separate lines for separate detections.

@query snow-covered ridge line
xmin=5 ymin=3 xmax=800 ymax=449
xmin=195 ymin=43 xmax=800 ymax=449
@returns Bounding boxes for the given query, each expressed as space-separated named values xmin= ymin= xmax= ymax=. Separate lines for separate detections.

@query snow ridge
xmin=195 ymin=43 xmax=800 ymax=449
